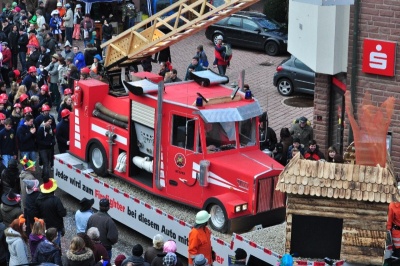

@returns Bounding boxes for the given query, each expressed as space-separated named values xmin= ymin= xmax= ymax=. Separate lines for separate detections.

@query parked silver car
xmin=273 ymin=56 xmax=315 ymax=96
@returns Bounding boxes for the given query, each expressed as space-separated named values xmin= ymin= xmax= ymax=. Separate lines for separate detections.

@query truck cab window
xmin=205 ymin=122 xmax=236 ymax=152
xmin=239 ymin=118 xmax=256 ymax=147
xmin=172 ymin=115 xmax=195 ymax=151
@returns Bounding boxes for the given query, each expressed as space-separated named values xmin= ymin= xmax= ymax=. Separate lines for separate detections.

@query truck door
xmin=165 ymin=113 xmax=203 ymax=205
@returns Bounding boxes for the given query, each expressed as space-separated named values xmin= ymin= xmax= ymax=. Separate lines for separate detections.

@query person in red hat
xmin=80 ymin=66 xmax=91 ymax=80
xmin=16 ymin=114 xmax=36 ymax=162
xmin=33 ymin=178 xmax=66 ymax=248
xmin=56 ymin=108 xmax=70 ymax=153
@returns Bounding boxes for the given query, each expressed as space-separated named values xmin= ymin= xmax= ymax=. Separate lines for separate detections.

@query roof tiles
xmin=276 ymin=154 xmax=399 ymax=203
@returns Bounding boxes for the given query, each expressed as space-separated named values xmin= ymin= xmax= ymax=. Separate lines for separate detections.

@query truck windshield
xmin=239 ymin=117 xmax=256 ymax=147
xmin=205 ymin=122 xmax=236 ymax=152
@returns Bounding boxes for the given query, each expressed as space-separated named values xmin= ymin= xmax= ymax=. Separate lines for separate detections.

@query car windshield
xmin=253 ymin=17 xmax=282 ymax=31
xmin=239 ymin=118 xmax=256 ymax=147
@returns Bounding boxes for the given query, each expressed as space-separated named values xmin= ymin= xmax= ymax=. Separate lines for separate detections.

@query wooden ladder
xmin=101 ymin=0 xmax=259 ymax=68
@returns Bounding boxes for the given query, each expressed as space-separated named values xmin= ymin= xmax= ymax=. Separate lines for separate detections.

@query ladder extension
xmin=101 ymin=0 xmax=259 ymax=68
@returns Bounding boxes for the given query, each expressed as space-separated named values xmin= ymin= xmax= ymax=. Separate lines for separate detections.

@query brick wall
xmin=313 ymin=74 xmax=331 ymax=155
xmin=346 ymin=0 xmax=400 ymax=171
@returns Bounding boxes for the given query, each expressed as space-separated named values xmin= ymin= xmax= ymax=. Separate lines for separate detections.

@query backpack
xmin=222 ymin=43 xmax=232 ymax=61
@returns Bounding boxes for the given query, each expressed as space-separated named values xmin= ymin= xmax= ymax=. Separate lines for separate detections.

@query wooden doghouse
xmin=276 ymin=154 xmax=399 ymax=265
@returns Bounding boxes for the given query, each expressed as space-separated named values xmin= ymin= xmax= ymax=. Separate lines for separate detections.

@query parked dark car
xmin=273 ymin=55 xmax=316 ymax=96
xmin=205 ymin=11 xmax=288 ymax=56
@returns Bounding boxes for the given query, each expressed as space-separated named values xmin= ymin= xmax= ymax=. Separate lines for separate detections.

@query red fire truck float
xmin=68 ymin=69 xmax=286 ymax=233
xmin=57 ymin=0 xmax=287 ymax=234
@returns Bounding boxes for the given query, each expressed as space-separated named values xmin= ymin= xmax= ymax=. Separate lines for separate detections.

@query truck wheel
xmin=208 ymin=203 xmax=228 ymax=233
xmin=89 ymin=143 xmax=108 ymax=176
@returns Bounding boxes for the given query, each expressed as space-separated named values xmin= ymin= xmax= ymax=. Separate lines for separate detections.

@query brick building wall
xmin=314 ymin=0 xmax=400 ymax=172
xmin=313 ymin=74 xmax=330 ymax=154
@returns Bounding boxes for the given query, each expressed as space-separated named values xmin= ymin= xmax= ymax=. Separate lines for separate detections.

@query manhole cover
xmin=260 ymin=61 xmax=273 ymax=66
xmin=283 ymin=96 xmax=314 ymax=108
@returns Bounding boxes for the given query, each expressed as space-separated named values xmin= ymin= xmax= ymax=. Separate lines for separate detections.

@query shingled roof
xmin=276 ymin=154 xmax=400 ymax=203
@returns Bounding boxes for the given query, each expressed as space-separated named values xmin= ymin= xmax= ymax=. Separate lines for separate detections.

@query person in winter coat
xmin=27 ymin=45 xmax=40 ymax=69
xmin=44 ymin=54 xmax=60 ymax=107
xmin=73 ymin=4 xmax=83 ymax=40
xmin=388 ymin=202 xmax=400 ymax=257
xmin=122 ymin=244 xmax=149 ymax=266
xmin=80 ymin=13 xmax=95 ymax=47
xmin=0 ymin=221 xmax=7 ymax=266
xmin=86 ymin=198 xmax=118 ymax=260
xmin=304 ymin=139 xmax=325 ymax=161
xmin=213 ymin=35 xmax=231 ymax=75
xmin=150 ymin=240 xmax=184 ymax=266
xmin=44 ymin=33 xmax=57 ymax=55
xmin=84 ymin=43 xmax=98 ymax=66
xmin=36 ymin=45 xmax=51 ymax=68
xmin=58 ymin=58 xmax=70 ymax=96
xmin=327 ymin=146 xmax=344 ymax=163
xmin=8 ymin=25 xmax=19 ymax=71
xmin=66 ymin=236 xmax=96 ymax=266
xmin=19 ymin=156 xmax=37 ymax=212
xmin=33 ymin=178 xmax=66 ymax=248
xmin=259 ymin=111 xmax=277 ymax=152
xmin=61 ymin=41 xmax=75 ymax=62
xmin=87 ymin=227 xmax=111 ymax=266
xmin=0 ymin=158 xmax=20 ymax=196
xmin=36 ymin=9 xmax=46 ymax=29
xmin=28 ymin=218 xmax=46 ymax=258
xmin=1 ymin=42 xmax=12 ymax=87
xmin=188 ymin=211 xmax=213 ymax=266
xmin=0 ymin=118 xmax=17 ymax=168
xmin=102 ymin=19 xmax=113 ymax=43
xmin=56 ymin=108 xmax=70 ymax=153
xmin=27 ymin=29 xmax=40 ymax=55
xmin=287 ymin=137 xmax=305 ymax=162
xmin=16 ymin=114 xmax=37 ymax=161
xmin=231 ymin=248 xmax=247 ymax=266
xmin=289 ymin=116 xmax=313 ymax=147
xmin=5 ymin=215 xmax=30 ymax=265
xmin=23 ymin=179 xmax=40 ymax=234
xmin=144 ymin=234 xmax=164 ymax=264
xmin=0 ymin=191 xmax=23 ymax=227
xmin=63 ymin=3 xmax=74 ymax=45
xmin=17 ymin=27 xmax=29 ymax=73
xmin=73 ymin=46 xmax=85 ymax=71
xmin=33 ymin=227 xmax=62 ymax=265
xmin=75 ymin=197 xmax=93 ymax=234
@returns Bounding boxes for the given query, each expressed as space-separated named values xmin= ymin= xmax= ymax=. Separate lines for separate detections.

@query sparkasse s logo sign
xmin=362 ymin=39 xmax=396 ymax=77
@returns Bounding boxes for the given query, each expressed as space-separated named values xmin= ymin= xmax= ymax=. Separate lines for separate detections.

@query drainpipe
xmin=348 ymin=0 xmax=360 ymax=144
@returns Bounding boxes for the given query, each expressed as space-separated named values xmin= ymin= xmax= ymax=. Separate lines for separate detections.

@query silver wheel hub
xmin=92 ymin=148 xmax=103 ymax=169
xmin=279 ymin=81 xmax=291 ymax=94
xmin=209 ymin=205 xmax=225 ymax=229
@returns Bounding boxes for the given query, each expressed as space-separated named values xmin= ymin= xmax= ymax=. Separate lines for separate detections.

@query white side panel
xmin=288 ymin=0 xmax=350 ymax=75
xmin=54 ymin=154 xmax=347 ymax=266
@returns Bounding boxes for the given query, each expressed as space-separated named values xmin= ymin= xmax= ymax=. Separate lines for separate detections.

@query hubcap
xmin=279 ymin=81 xmax=291 ymax=94
xmin=209 ymin=205 xmax=225 ymax=229
xmin=92 ymin=148 xmax=103 ymax=169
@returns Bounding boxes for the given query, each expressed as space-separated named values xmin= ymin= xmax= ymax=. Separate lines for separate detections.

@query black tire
xmin=277 ymin=78 xmax=294 ymax=96
xmin=89 ymin=142 xmax=108 ymax=176
xmin=265 ymin=41 xmax=279 ymax=56
xmin=207 ymin=203 xmax=228 ymax=233
xmin=212 ymin=33 xmax=223 ymax=45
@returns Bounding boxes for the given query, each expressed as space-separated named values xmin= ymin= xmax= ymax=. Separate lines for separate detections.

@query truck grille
xmin=257 ymin=176 xmax=286 ymax=213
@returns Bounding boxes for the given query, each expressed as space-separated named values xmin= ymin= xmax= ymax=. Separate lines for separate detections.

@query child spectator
xmin=304 ymin=139 xmax=325 ymax=161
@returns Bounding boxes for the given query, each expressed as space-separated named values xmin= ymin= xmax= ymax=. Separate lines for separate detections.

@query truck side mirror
xmin=199 ymin=160 xmax=210 ymax=187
